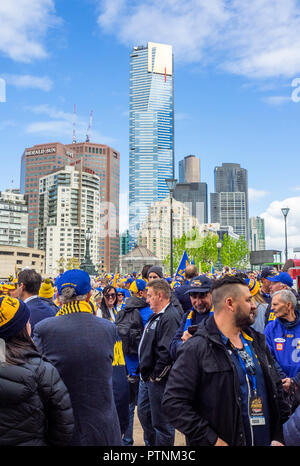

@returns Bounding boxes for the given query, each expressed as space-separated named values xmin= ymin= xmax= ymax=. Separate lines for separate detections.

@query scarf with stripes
xmin=56 ymin=300 xmax=93 ymax=316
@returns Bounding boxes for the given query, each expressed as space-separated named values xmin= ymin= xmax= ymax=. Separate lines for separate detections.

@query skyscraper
xmin=21 ymin=141 xmax=120 ymax=272
xmin=129 ymin=42 xmax=174 ymax=248
xmin=250 ymin=216 xmax=265 ymax=251
xmin=210 ymin=163 xmax=249 ymax=242
xmin=178 ymin=155 xmax=200 ymax=183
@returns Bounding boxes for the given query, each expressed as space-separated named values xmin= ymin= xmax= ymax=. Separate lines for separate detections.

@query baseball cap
xmin=259 ymin=267 xmax=275 ymax=280
xmin=267 ymin=271 xmax=293 ymax=288
xmin=56 ymin=269 xmax=92 ymax=296
xmin=185 ymin=275 xmax=212 ymax=294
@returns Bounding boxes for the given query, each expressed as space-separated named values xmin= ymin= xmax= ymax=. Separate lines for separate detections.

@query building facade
xmin=0 ymin=245 xmax=45 ymax=279
xmin=137 ymin=197 xmax=199 ymax=260
xmin=129 ymin=42 xmax=174 ymax=248
xmin=250 ymin=216 xmax=265 ymax=251
xmin=0 ymin=189 xmax=28 ymax=247
xmin=211 ymin=191 xmax=248 ymax=240
xmin=21 ymin=141 xmax=120 ymax=272
xmin=178 ymin=155 xmax=200 ymax=183
xmin=34 ymin=165 xmax=101 ymax=276
xmin=173 ymin=182 xmax=208 ymax=224
xmin=210 ymin=163 xmax=249 ymax=242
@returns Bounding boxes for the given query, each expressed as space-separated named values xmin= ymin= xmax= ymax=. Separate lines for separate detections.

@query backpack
xmin=115 ymin=308 xmax=144 ymax=355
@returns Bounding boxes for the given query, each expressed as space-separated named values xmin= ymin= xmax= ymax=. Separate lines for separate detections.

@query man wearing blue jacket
xmin=264 ymin=289 xmax=300 ymax=407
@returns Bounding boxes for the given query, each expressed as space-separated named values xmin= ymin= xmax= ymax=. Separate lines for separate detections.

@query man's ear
xmin=225 ymin=296 xmax=234 ymax=312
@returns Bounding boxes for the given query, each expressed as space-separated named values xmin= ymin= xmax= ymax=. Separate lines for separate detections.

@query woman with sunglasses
xmin=116 ymin=288 xmax=126 ymax=312
xmin=100 ymin=285 xmax=118 ymax=322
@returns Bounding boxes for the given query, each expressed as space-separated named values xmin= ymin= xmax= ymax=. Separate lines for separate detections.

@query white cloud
xmin=97 ymin=0 xmax=300 ymax=79
xmin=262 ymin=95 xmax=292 ymax=106
xmin=0 ymin=0 xmax=61 ymax=62
xmin=248 ymin=188 xmax=269 ymax=201
xmin=25 ymin=104 xmax=115 ymax=145
xmin=4 ymin=74 xmax=53 ymax=91
xmin=260 ymin=197 xmax=300 ymax=253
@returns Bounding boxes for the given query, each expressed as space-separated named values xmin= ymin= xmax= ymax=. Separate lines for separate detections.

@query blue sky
xmin=0 ymin=0 xmax=300 ymax=256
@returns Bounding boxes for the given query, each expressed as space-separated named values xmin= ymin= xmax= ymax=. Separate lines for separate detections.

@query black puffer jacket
xmin=0 ymin=351 xmax=74 ymax=446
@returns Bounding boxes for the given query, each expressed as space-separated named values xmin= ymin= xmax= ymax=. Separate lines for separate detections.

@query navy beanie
xmin=147 ymin=266 xmax=163 ymax=278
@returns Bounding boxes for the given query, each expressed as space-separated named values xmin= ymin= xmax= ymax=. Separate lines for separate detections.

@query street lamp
xmin=215 ymin=240 xmax=223 ymax=272
xmin=80 ymin=227 xmax=97 ymax=276
xmin=281 ymin=207 xmax=290 ymax=263
xmin=165 ymin=178 xmax=177 ymax=277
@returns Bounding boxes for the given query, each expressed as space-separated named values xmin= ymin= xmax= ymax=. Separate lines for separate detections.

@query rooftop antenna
xmin=86 ymin=110 xmax=93 ymax=142
xmin=72 ymin=104 xmax=76 ymax=144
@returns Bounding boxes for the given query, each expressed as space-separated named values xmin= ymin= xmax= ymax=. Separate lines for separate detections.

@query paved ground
xmin=132 ymin=408 xmax=186 ymax=446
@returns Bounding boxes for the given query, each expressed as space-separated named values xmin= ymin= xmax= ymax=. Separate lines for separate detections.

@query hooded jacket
xmin=0 ymin=352 xmax=74 ymax=446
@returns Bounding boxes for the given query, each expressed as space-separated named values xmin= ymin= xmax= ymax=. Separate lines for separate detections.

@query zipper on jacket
xmin=246 ymin=375 xmax=254 ymax=446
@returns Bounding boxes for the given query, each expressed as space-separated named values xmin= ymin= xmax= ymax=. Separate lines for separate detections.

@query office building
xmin=120 ymin=230 xmax=130 ymax=256
xmin=250 ymin=216 xmax=265 ymax=251
xmin=0 ymin=189 xmax=28 ymax=247
xmin=0 ymin=245 xmax=45 ymax=279
xmin=129 ymin=42 xmax=174 ymax=248
xmin=178 ymin=155 xmax=200 ymax=183
xmin=35 ymin=165 xmax=101 ymax=276
xmin=210 ymin=163 xmax=249 ymax=242
xmin=137 ymin=197 xmax=199 ymax=260
xmin=173 ymin=182 xmax=208 ymax=224
xmin=21 ymin=141 xmax=120 ymax=272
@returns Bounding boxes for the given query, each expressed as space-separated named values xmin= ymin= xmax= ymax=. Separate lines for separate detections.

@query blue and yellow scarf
xmin=56 ymin=300 xmax=93 ymax=316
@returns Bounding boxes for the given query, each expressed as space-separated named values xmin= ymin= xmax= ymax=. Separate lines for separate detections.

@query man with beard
xmin=170 ymin=275 xmax=213 ymax=360
xmin=162 ymin=275 xmax=289 ymax=446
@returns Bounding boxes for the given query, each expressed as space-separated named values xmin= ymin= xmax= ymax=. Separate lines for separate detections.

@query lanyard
xmin=232 ymin=334 xmax=257 ymax=394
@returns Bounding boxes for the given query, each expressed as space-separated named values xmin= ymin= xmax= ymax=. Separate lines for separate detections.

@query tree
xmin=66 ymin=257 xmax=81 ymax=270
xmin=163 ymin=229 xmax=250 ymax=275
xmin=220 ymin=234 xmax=250 ymax=269
xmin=56 ymin=256 xmax=65 ymax=274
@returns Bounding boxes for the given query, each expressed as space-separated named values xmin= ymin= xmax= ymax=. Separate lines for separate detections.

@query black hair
xmin=5 ymin=327 xmax=39 ymax=365
xmin=100 ymin=285 xmax=117 ymax=320
xmin=212 ymin=274 xmax=248 ymax=311
xmin=18 ymin=269 xmax=42 ymax=295
xmin=141 ymin=264 xmax=153 ymax=280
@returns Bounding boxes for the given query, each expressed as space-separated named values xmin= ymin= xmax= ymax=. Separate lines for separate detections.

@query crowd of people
xmin=0 ymin=262 xmax=300 ymax=446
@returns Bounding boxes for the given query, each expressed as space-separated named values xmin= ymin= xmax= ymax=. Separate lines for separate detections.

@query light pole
xmin=281 ymin=207 xmax=290 ymax=263
xmin=165 ymin=178 xmax=177 ymax=277
xmin=80 ymin=227 xmax=97 ymax=276
xmin=215 ymin=240 xmax=223 ymax=272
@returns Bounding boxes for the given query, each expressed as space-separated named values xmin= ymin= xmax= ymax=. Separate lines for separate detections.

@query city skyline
xmin=0 ymin=1 xmax=300 ymax=257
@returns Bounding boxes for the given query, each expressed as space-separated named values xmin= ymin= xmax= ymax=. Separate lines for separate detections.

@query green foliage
xmin=163 ymin=229 xmax=250 ymax=274
xmin=66 ymin=257 xmax=81 ymax=270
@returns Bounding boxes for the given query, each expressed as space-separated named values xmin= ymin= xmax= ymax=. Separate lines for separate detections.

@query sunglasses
xmin=190 ymin=292 xmax=208 ymax=299
xmin=117 ymin=293 xmax=124 ymax=296
xmin=105 ymin=293 xmax=116 ymax=299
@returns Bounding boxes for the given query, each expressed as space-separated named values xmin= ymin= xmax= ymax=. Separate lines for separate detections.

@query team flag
xmin=175 ymin=251 xmax=190 ymax=278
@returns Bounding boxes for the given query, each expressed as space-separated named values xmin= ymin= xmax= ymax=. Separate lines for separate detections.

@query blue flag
xmin=175 ymin=251 xmax=190 ymax=278
xmin=211 ymin=264 xmax=215 ymax=274
xmin=191 ymin=256 xmax=195 ymax=265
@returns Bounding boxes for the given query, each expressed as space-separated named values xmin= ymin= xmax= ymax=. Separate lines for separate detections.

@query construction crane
xmin=86 ymin=110 xmax=93 ymax=142
xmin=72 ymin=104 xmax=76 ymax=144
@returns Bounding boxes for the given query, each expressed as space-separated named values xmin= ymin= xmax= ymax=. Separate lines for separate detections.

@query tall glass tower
xmin=129 ymin=42 xmax=174 ymax=248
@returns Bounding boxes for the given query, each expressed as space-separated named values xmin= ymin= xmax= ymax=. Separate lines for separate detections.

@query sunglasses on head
xmin=190 ymin=291 xmax=208 ymax=299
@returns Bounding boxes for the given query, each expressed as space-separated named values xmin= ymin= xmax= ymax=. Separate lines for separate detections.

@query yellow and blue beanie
xmin=39 ymin=278 xmax=54 ymax=299
xmin=0 ymin=295 xmax=30 ymax=341
xmin=129 ymin=279 xmax=147 ymax=294
xmin=245 ymin=278 xmax=260 ymax=296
